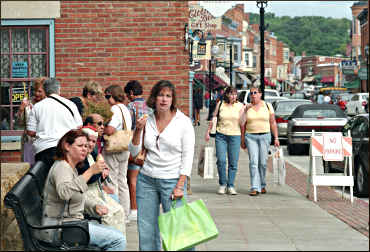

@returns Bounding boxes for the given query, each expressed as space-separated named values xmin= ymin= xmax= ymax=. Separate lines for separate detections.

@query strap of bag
xmin=117 ymin=105 xmax=127 ymax=130
xmin=48 ymin=95 xmax=74 ymax=117
xmin=216 ymin=100 xmax=223 ymax=127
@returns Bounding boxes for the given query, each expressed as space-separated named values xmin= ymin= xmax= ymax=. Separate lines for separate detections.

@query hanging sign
xmin=323 ymin=133 xmax=343 ymax=161
xmin=12 ymin=62 xmax=28 ymax=78
xmin=12 ymin=87 xmax=29 ymax=103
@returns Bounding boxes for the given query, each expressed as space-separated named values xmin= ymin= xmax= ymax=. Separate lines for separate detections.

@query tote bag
xmin=197 ymin=145 xmax=215 ymax=179
xmin=272 ymin=147 xmax=286 ymax=185
xmin=104 ymin=105 xmax=132 ymax=153
xmin=158 ymin=198 xmax=219 ymax=251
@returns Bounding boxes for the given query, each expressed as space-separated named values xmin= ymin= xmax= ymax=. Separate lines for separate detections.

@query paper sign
xmin=323 ymin=133 xmax=343 ymax=161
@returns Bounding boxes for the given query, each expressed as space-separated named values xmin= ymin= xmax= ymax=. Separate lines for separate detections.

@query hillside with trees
xmin=248 ymin=13 xmax=351 ymax=57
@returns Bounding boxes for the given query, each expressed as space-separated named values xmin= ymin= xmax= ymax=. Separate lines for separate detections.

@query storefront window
xmin=1 ymin=26 xmax=49 ymax=130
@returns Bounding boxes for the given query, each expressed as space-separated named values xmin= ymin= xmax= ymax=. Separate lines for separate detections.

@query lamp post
xmin=229 ymin=44 xmax=233 ymax=86
xmin=257 ymin=0 xmax=268 ymax=100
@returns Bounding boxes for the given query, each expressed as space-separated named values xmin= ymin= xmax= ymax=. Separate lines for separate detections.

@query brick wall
xmin=55 ymin=1 xmax=190 ymax=114
xmin=0 ymin=151 xmax=21 ymax=163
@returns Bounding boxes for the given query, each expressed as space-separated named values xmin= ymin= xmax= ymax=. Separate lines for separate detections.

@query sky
xmin=199 ymin=1 xmax=357 ymax=20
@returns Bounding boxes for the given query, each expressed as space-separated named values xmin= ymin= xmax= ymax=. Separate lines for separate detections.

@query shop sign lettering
xmin=12 ymin=88 xmax=29 ymax=103
xmin=189 ymin=6 xmax=221 ymax=31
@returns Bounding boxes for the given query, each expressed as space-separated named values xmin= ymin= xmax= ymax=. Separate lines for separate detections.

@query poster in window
xmin=12 ymin=62 xmax=28 ymax=78
xmin=11 ymin=88 xmax=29 ymax=103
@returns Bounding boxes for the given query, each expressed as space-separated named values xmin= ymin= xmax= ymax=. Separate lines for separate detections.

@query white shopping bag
xmin=198 ymin=145 xmax=215 ymax=179
xmin=272 ymin=147 xmax=286 ymax=185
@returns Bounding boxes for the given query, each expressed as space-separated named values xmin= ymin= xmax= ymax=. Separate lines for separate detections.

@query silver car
xmin=272 ymin=99 xmax=312 ymax=139
xmin=287 ymin=104 xmax=348 ymax=155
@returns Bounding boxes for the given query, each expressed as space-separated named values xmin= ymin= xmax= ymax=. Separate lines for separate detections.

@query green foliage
xmin=248 ymin=12 xmax=351 ymax=56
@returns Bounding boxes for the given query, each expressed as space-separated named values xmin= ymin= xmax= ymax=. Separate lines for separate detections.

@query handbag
xmin=104 ymin=105 xmax=132 ymax=153
xmin=128 ymin=105 xmax=147 ymax=166
xmin=272 ymin=147 xmax=286 ymax=185
xmin=158 ymin=198 xmax=219 ymax=251
xmin=197 ymin=145 xmax=214 ymax=179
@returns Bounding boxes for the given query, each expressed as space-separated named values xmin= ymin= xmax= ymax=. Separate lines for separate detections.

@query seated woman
xmin=41 ymin=129 xmax=126 ymax=251
xmin=80 ymin=125 xmax=126 ymax=235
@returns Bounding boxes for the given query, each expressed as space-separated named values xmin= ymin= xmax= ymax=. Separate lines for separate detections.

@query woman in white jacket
xmin=129 ymin=80 xmax=195 ymax=251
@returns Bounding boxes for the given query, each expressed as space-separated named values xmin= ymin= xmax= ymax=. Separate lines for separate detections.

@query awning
xmin=215 ymin=67 xmax=230 ymax=86
xmin=237 ymin=73 xmax=252 ymax=85
xmin=302 ymin=76 xmax=315 ymax=82
xmin=344 ymin=79 xmax=360 ymax=89
xmin=321 ymin=76 xmax=334 ymax=83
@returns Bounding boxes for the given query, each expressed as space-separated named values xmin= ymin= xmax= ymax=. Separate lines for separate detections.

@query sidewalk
xmin=126 ymin=109 xmax=368 ymax=251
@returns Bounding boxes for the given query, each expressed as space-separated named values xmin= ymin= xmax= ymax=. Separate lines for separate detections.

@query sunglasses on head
xmin=105 ymin=94 xmax=112 ymax=100
xmin=250 ymin=91 xmax=259 ymax=95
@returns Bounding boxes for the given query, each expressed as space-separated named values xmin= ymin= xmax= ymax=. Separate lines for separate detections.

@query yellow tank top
xmin=216 ymin=101 xmax=244 ymax=136
xmin=245 ymin=101 xmax=274 ymax=133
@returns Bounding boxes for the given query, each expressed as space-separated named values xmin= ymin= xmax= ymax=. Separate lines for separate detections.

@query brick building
xmin=357 ymin=6 xmax=368 ymax=92
xmin=1 ymin=1 xmax=190 ymax=162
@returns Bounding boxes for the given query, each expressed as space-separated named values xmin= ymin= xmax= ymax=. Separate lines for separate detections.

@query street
xmin=280 ymin=143 xmax=369 ymax=204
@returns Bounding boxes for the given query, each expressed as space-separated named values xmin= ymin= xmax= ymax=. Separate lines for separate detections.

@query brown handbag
xmin=128 ymin=103 xmax=147 ymax=166
xmin=103 ymin=105 xmax=132 ymax=153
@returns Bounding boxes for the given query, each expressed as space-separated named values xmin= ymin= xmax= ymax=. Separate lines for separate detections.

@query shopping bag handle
xmin=171 ymin=197 xmax=188 ymax=209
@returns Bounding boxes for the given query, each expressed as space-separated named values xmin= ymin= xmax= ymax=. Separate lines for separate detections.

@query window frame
xmin=1 ymin=19 xmax=55 ymax=134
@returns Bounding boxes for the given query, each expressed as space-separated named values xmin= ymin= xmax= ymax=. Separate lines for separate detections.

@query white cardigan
xmin=129 ymin=110 xmax=195 ymax=179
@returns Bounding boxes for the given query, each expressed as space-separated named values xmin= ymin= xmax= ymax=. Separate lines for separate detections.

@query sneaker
xmin=227 ymin=187 xmax=238 ymax=195
xmin=261 ymin=188 xmax=267 ymax=194
xmin=128 ymin=210 xmax=137 ymax=221
xmin=217 ymin=185 xmax=227 ymax=195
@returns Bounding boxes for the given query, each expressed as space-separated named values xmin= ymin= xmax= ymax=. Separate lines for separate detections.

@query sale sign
xmin=323 ymin=133 xmax=344 ymax=161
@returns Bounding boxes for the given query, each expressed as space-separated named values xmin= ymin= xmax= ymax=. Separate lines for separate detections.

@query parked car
xmin=287 ymin=104 xmax=347 ymax=155
xmin=265 ymin=96 xmax=289 ymax=105
xmin=323 ymin=114 xmax=369 ymax=197
xmin=238 ymin=88 xmax=280 ymax=104
xmin=345 ymin=93 xmax=368 ymax=115
xmin=272 ymin=99 xmax=313 ymax=140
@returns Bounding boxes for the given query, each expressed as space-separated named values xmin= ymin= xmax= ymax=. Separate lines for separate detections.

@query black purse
xmin=61 ymin=219 xmax=90 ymax=246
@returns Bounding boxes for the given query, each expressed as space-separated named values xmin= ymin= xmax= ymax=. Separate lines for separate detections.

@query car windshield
xmin=277 ymin=101 xmax=311 ymax=113
xmin=265 ymin=90 xmax=278 ymax=96
xmin=291 ymin=93 xmax=305 ymax=99
xmin=302 ymin=109 xmax=338 ymax=118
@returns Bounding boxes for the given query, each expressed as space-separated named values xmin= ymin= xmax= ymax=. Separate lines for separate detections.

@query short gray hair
xmin=43 ymin=78 xmax=60 ymax=95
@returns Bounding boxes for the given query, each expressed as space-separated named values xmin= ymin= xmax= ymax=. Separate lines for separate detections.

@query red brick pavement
xmin=267 ymin=158 xmax=369 ymax=238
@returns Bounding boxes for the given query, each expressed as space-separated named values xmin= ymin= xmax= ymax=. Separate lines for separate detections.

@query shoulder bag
xmin=128 ymin=104 xmax=147 ymax=166
xmin=104 ymin=105 xmax=132 ymax=153
xmin=209 ymin=100 xmax=223 ymax=138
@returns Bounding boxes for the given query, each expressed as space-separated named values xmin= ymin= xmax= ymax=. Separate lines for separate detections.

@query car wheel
xmin=323 ymin=160 xmax=332 ymax=173
xmin=354 ymin=160 xmax=369 ymax=197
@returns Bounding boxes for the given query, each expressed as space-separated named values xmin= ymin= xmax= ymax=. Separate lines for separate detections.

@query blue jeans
xmin=136 ymin=173 xmax=189 ymax=251
xmin=88 ymin=221 xmax=126 ymax=251
xmin=244 ymin=133 xmax=271 ymax=192
xmin=215 ymin=132 xmax=241 ymax=188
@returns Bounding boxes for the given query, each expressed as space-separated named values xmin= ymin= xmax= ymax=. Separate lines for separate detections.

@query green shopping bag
xmin=158 ymin=198 xmax=219 ymax=251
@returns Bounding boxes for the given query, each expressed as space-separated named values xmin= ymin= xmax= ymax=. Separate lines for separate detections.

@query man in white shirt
xmin=27 ymin=78 xmax=83 ymax=167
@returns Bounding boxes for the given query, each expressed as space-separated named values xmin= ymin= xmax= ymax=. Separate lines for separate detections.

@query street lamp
xmin=229 ymin=44 xmax=233 ymax=86
xmin=257 ymin=0 xmax=268 ymax=100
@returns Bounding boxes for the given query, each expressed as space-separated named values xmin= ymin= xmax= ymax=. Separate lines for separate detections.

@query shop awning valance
xmin=321 ymin=76 xmax=334 ymax=83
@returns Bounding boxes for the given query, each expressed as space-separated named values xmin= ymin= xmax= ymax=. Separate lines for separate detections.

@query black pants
xmin=35 ymin=147 xmax=57 ymax=168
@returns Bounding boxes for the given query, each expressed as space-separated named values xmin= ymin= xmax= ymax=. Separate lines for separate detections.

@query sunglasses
xmin=95 ymin=121 xmax=104 ymax=126
xmin=250 ymin=91 xmax=259 ymax=95
xmin=105 ymin=94 xmax=112 ymax=100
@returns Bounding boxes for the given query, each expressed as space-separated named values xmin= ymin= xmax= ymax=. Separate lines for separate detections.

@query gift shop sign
xmin=189 ymin=6 xmax=221 ymax=31
xmin=12 ymin=62 xmax=28 ymax=78
xmin=323 ymin=133 xmax=343 ymax=161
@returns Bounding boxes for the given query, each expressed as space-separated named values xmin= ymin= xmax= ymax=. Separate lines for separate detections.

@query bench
xmin=4 ymin=161 xmax=100 ymax=251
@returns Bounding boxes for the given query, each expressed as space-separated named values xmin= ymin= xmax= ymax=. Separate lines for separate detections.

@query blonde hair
xmin=83 ymin=81 xmax=103 ymax=97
